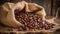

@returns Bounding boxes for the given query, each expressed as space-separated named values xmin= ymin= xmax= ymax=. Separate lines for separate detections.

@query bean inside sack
xmin=14 ymin=9 xmax=55 ymax=31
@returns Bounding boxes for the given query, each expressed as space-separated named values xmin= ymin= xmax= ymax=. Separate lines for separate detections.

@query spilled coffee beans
xmin=15 ymin=10 xmax=55 ymax=31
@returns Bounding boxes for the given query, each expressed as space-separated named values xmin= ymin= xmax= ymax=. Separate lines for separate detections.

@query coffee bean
xmin=14 ymin=10 xmax=55 ymax=31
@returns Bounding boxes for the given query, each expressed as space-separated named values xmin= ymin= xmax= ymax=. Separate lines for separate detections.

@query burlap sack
xmin=0 ymin=1 xmax=46 ymax=28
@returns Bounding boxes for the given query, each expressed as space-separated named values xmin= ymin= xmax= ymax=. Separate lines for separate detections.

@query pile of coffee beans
xmin=15 ymin=10 xmax=55 ymax=31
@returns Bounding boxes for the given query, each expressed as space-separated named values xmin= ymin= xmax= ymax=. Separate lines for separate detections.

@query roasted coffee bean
xmin=14 ymin=10 xmax=55 ymax=31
